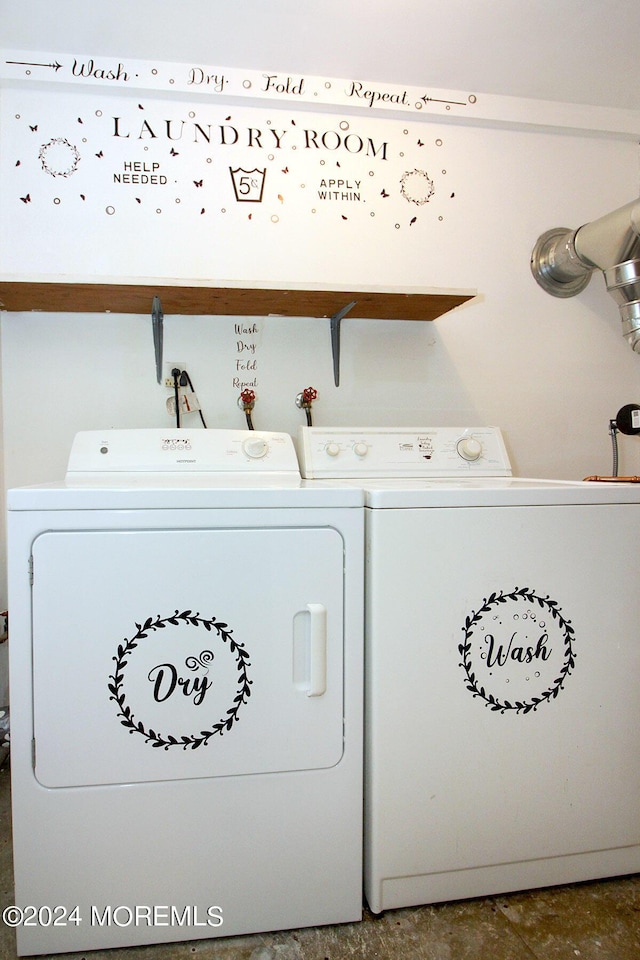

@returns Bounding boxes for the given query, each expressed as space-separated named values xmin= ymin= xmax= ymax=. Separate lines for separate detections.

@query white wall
xmin=1 ymin=2 xmax=640 ymax=706
xmin=2 ymin=120 xmax=638 ymax=486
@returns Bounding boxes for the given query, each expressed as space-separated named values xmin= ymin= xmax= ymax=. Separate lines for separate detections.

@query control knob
xmin=325 ymin=442 xmax=341 ymax=458
xmin=242 ymin=436 xmax=269 ymax=459
xmin=456 ymin=436 xmax=483 ymax=462
xmin=353 ymin=441 xmax=369 ymax=458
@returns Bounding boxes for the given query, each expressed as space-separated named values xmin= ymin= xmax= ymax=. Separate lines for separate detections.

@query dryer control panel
xmin=67 ymin=428 xmax=301 ymax=478
xmin=297 ymin=426 xmax=512 ymax=478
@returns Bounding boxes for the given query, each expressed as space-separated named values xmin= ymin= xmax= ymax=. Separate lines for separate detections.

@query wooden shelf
xmin=0 ymin=281 xmax=475 ymax=321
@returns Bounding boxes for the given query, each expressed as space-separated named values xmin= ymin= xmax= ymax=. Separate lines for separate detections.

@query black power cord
xmin=180 ymin=370 xmax=208 ymax=428
xmin=172 ymin=367 xmax=181 ymax=429
xmin=171 ymin=367 xmax=208 ymax=429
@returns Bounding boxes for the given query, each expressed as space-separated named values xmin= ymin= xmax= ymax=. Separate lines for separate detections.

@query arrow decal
xmin=6 ymin=60 xmax=63 ymax=72
xmin=421 ymin=95 xmax=467 ymax=106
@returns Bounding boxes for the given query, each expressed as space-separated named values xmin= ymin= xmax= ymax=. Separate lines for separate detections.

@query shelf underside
xmin=0 ymin=282 xmax=475 ymax=320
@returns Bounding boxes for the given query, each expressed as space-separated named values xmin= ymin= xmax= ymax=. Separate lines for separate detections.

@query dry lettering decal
xmin=458 ymin=588 xmax=576 ymax=714
xmin=108 ymin=610 xmax=251 ymax=749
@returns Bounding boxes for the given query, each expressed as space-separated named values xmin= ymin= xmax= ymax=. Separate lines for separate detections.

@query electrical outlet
xmin=163 ymin=362 xmax=186 ymax=388
xmin=166 ymin=389 xmax=201 ymax=418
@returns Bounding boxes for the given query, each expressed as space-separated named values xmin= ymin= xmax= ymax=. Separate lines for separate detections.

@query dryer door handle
xmin=306 ymin=603 xmax=327 ymax=697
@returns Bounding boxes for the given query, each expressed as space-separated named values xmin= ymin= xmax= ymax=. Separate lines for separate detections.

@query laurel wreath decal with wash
xmin=108 ymin=610 xmax=251 ymax=749
xmin=458 ymin=587 xmax=576 ymax=714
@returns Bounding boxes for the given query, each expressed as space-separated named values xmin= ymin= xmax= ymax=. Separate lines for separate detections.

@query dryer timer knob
xmin=242 ymin=436 xmax=269 ymax=459
xmin=456 ymin=436 xmax=483 ymax=461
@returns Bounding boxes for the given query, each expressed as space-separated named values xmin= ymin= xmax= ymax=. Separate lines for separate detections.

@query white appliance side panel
xmin=32 ymin=526 xmax=344 ymax=786
xmin=365 ymin=503 xmax=640 ymax=902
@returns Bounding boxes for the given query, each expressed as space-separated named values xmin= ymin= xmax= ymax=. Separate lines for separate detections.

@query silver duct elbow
xmin=530 ymin=199 xmax=640 ymax=352
xmin=604 ymin=260 xmax=640 ymax=353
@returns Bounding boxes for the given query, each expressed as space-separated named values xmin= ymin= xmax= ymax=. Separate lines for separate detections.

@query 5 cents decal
xmin=458 ymin=587 xmax=576 ymax=714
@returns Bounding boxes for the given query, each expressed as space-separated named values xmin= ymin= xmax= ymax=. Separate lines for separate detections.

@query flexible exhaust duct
xmin=530 ymin=198 xmax=640 ymax=352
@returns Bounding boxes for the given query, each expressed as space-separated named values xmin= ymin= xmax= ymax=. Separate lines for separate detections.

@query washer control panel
xmin=297 ymin=426 xmax=511 ymax=478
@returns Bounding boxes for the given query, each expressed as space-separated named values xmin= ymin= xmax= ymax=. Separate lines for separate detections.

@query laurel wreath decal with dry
xmin=458 ymin=587 xmax=576 ymax=714
xmin=108 ymin=610 xmax=251 ymax=749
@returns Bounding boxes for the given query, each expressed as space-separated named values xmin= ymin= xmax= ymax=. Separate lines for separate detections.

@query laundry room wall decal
xmin=108 ymin=609 xmax=252 ymax=749
xmin=458 ymin=587 xmax=576 ymax=714
xmin=0 ymin=84 xmax=458 ymax=285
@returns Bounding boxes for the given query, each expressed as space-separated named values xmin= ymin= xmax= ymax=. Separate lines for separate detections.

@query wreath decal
xmin=108 ymin=610 xmax=251 ymax=749
xmin=458 ymin=587 xmax=576 ymax=714
xmin=38 ymin=137 xmax=81 ymax=177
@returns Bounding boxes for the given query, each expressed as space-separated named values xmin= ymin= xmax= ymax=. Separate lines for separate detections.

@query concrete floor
xmin=1 ymin=763 xmax=639 ymax=960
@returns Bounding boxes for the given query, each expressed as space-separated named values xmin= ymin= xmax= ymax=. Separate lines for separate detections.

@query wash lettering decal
xmin=0 ymin=85 xmax=458 ymax=280
xmin=458 ymin=588 xmax=576 ymax=713
xmin=108 ymin=610 xmax=251 ymax=750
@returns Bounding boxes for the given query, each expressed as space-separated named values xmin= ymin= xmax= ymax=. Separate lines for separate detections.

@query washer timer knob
xmin=242 ymin=436 xmax=269 ymax=459
xmin=353 ymin=441 xmax=369 ymax=458
xmin=325 ymin=442 xmax=341 ymax=457
xmin=456 ymin=436 xmax=483 ymax=461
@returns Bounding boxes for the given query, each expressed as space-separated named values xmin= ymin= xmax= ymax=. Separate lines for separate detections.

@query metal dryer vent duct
xmin=530 ymin=198 xmax=640 ymax=352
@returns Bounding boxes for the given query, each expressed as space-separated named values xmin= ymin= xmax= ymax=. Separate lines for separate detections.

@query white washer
xmin=7 ymin=429 xmax=363 ymax=956
xmin=298 ymin=426 xmax=640 ymax=913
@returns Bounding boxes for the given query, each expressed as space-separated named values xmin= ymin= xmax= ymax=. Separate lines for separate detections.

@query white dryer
xmin=298 ymin=426 xmax=640 ymax=914
xmin=7 ymin=429 xmax=363 ymax=956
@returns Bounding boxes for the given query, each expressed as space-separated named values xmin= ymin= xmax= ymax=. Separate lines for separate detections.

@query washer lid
xmin=360 ymin=476 xmax=640 ymax=507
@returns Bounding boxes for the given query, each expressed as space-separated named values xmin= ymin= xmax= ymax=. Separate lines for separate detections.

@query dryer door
xmin=31 ymin=526 xmax=345 ymax=787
